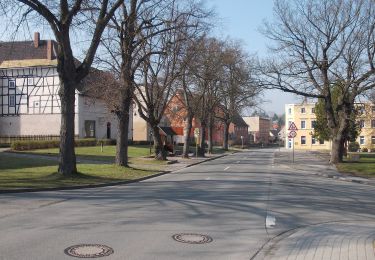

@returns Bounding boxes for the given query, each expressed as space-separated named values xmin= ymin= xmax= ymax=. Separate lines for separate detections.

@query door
xmin=106 ymin=122 xmax=111 ymax=139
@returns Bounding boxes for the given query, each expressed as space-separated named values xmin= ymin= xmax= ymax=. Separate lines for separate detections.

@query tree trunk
xmin=182 ymin=113 xmax=193 ymax=158
xmin=58 ymin=80 xmax=77 ymax=176
xmin=326 ymin=97 xmax=351 ymax=164
xmin=115 ymin=104 xmax=130 ymax=167
xmin=152 ymin=126 xmax=167 ymax=160
xmin=198 ymin=121 xmax=206 ymax=157
xmin=207 ymin=116 xmax=213 ymax=154
xmin=330 ymin=135 xmax=344 ymax=163
xmin=223 ymin=122 xmax=230 ymax=151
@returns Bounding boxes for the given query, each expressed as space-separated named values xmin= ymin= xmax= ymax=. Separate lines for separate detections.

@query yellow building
xmin=285 ymin=102 xmax=375 ymax=151
xmin=357 ymin=103 xmax=375 ymax=151
xmin=285 ymin=103 xmax=331 ymax=150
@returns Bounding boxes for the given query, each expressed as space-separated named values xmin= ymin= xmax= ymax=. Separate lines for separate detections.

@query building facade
xmin=0 ymin=32 xmax=130 ymax=142
xmin=162 ymin=91 xmax=249 ymax=146
xmin=285 ymin=102 xmax=375 ymax=151
xmin=285 ymin=103 xmax=330 ymax=150
xmin=356 ymin=103 xmax=375 ymax=151
xmin=242 ymin=116 xmax=271 ymax=144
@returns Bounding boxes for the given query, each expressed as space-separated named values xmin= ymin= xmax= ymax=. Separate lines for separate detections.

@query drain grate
xmin=172 ymin=233 xmax=213 ymax=244
xmin=64 ymin=244 xmax=114 ymax=258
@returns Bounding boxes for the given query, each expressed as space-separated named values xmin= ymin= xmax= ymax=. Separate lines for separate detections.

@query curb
xmin=0 ymin=153 xmax=229 ymax=194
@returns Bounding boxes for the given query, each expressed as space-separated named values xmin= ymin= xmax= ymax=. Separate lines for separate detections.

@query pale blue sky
xmin=1 ymin=0 xmax=299 ymax=115
xmin=208 ymin=0 xmax=299 ymax=115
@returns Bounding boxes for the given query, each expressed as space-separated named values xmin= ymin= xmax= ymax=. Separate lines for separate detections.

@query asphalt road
xmin=0 ymin=149 xmax=374 ymax=260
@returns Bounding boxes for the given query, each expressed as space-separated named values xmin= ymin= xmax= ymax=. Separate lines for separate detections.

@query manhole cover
xmin=64 ymin=244 xmax=114 ymax=258
xmin=172 ymin=233 xmax=213 ymax=244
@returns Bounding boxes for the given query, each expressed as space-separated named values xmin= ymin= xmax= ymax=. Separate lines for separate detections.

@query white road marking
xmin=266 ymin=215 xmax=276 ymax=228
xmin=224 ymin=166 xmax=230 ymax=171
xmin=205 ymin=177 xmax=211 ymax=180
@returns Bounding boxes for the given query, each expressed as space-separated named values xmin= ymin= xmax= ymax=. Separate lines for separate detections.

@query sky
xmin=0 ymin=0 xmax=300 ymax=116
xmin=208 ymin=0 xmax=300 ymax=115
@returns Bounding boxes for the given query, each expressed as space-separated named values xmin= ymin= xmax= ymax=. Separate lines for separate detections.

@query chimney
xmin=34 ymin=32 xmax=40 ymax=48
xmin=47 ymin=40 xmax=53 ymax=60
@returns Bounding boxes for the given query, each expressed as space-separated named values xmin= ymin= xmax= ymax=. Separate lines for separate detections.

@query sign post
xmin=288 ymin=122 xmax=298 ymax=163
xmin=194 ymin=128 xmax=200 ymax=158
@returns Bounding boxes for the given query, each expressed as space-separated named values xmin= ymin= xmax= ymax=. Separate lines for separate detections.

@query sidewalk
xmin=259 ymin=221 xmax=375 ymax=260
xmin=274 ymin=148 xmax=375 ymax=186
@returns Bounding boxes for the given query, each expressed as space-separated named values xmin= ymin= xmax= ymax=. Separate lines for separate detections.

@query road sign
xmin=288 ymin=130 xmax=297 ymax=138
xmin=288 ymin=122 xmax=298 ymax=131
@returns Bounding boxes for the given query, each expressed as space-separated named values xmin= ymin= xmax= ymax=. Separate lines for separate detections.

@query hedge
xmin=11 ymin=138 xmax=100 ymax=151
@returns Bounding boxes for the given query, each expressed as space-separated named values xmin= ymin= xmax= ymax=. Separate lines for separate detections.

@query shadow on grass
xmin=0 ymin=153 xmax=57 ymax=170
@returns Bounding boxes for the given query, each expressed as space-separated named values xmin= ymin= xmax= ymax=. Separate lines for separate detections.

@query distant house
xmin=0 ymin=32 xmax=131 ymax=142
xmin=269 ymin=129 xmax=280 ymax=143
xmin=243 ymin=116 xmax=271 ymax=144
xmin=163 ymin=91 xmax=249 ymax=146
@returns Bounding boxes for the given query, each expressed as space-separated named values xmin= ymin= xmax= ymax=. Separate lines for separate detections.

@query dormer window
xmin=301 ymin=107 xmax=306 ymax=113
xmin=9 ymin=80 xmax=15 ymax=88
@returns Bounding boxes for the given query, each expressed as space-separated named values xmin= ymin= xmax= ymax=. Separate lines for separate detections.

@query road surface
xmin=0 ymin=149 xmax=374 ymax=259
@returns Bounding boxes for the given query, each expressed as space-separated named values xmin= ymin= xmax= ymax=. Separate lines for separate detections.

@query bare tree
xmin=216 ymin=41 xmax=259 ymax=150
xmin=134 ymin=24 xmax=183 ymax=160
xmin=188 ymin=36 xmax=224 ymax=156
xmin=2 ymin=0 xmax=123 ymax=175
xmin=96 ymin=0 xmax=210 ymax=165
xmin=260 ymin=0 xmax=375 ymax=163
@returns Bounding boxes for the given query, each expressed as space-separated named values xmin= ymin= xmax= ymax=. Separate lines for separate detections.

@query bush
xmin=97 ymin=139 xmax=116 ymax=146
xmin=361 ymin=147 xmax=368 ymax=152
xmin=11 ymin=138 xmax=100 ymax=151
xmin=75 ymin=138 xmax=97 ymax=147
xmin=130 ymin=140 xmax=151 ymax=145
xmin=11 ymin=140 xmax=60 ymax=150
xmin=348 ymin=142 xmax=360 ymax=152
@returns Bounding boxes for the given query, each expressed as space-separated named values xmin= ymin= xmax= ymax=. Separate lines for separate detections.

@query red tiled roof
xmin=0 ymin=40 xmax=56 ymax=63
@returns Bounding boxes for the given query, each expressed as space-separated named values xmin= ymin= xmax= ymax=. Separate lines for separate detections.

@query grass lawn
xmin=336 ymin=153 xmax=375 ymax=178
xmin=0 ymin=152 xmax=160 ymax=190
xmin=17 ymin=145 xmax=163 ymax=164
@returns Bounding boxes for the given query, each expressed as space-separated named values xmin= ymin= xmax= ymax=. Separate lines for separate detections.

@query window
xmin=301 ymin=107 xmax=306 ymax=113
xmin=301 ymin=136 xmax=306 ymax=145
xmin=359 ymin=120 xmax=365 ymax=128
xmin=372 ymin=106 xmax=375 ymax=113
xmin=311 ymin=108 xmax=315 ymax=113
xmin=319 ymin=139 xmax=324 ymax=145
xmin=301 ymin=120 xmax=306 ymax=129
xmin=84 ymin=120 xmax=96 ymax=138
xmin=288 ymin=108 xmax=292 ymax=115
xmin=372 ymin=119 xmax=375 ymax=128
xmin=311 ymin=137 xmax=316 ymax=144
xmin=360 ymin=136 xmax=365 ymax=145
xmin=311 ymin=120 xmax=317 ymax=128
xmin=27 ymin=78 xmax=33 ymax=85
xmin=9 ymin=95 xmax=15 ymax=107
xmin=372 ymin=136 xmax=375 ymax=145
xmin=8 ymin=80 xmax=15 ymax=88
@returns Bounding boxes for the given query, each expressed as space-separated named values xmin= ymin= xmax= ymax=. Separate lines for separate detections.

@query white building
xmin=0 ymin=32 xmax=131 ymax=141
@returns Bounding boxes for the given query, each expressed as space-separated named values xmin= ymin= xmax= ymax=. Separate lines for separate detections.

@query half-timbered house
xmin=0 ymin=32 xmax=131 ymax=142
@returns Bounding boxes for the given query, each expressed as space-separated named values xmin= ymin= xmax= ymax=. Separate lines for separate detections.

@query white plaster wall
xmin=0 ymin=114 xmax=61 ymax=135
xmin=77 ymin=95 xmax=132 ymax=140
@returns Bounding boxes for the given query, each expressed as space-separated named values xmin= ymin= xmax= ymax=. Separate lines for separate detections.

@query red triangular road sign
xmin=288 ymin=122 xmax=298 ymax=131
